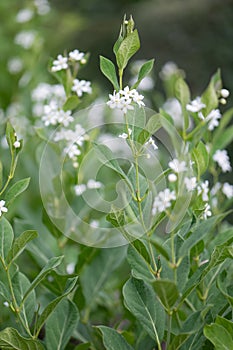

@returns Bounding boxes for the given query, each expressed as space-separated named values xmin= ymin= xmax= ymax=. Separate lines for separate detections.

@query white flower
xmin=107 ymin=91 xmax=123 ymax=110
xmin=222 ymin=182 xmax=233 ymax=199
xmin=7 ymin=57 xmax=23 ymax=74
xmin=119 ymin=132 xmax=128 ymax=139
xmin=72 ymin=79 xmax=92 ymax=97
xmin=69 ymin=49 xmax=85 ymax=62
xmin=51 ymin=55 xmax=68 ymax=72
xmin=13 ymin=141 xmax=20 ymax=148
xmin=74 ymin=184 xmax=86 ymax=196
xmin=213 ymin=149 xmax=232 ymax=173
xmin=90 ymin=220 xmax=99 ymax=228
xmin=57 ymin=110 xmax=74 ymax=127
xmin=206 ymin=109 xmax=221 ymax=131
xmin=3 ymin=301 xmax=9 ymax=307
xmin=202 ymin=203 xmax=212 ymax=220
xmin=186 ymin=97 xmax=206 ymax=113
xmin=220 ymin=89 xmax=230 ymax=98
xmin=66 ymin=262 xmax=75 ymax=274
xmin=145 ymin=137 xmax=158 ymax=150
xmin=168 ymin=159 xmax=187 ymax=173
xmin=87 ymin=179 xmax=102 ymax=189
xmin=107 ymin=87 xmax=145 ymax=112
xmin=119 ymin=86 xmax=134 ymax=99
xmin=184 ymin=177 xmax=197 ymax=191
xmin=14 ymin=30 xmax=36 ymax=49
xmin=16 ymin=8 xmax=34 ymax=23
xmin=159 ymin=61 xmax=179 ymax=80
xmin=0 ymin=200 xmax=8 ymax=216
xmin=163 ymin=98 xmax=183 ymax=128
xmin=64 ymin=144 xmax=81 ymax=159
xmin=210 ymin=182 xmax=221 ymax=196
xmin=34 ymin=0 xmax=50 ymax=15
xmin=197 ymin=180 xmax=209 ymax=201
xmin=120 ymin=97 xmax=134 ymax=113
xmin=152 ymin=189 xmax=176 ymax=215
xmin=168 ymin=173 xmax=177 ymax=182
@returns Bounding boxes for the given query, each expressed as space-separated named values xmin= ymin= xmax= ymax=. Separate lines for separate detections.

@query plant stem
xmin=170 ymin=231 xmax=177 ymax=283
xmin=119 ymin=68 xmax=123 ymax=89
xmin=167 ymin=313 xmax=172 ymax=349
xmin=0 ymin=154 xmax=16 ymax=196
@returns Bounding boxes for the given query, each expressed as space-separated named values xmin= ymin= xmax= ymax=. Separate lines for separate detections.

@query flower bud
xmin=168 ymin=173 xmax=177 ymax=182
xmin=219 ymin=98 xmax=227 ymax=105
xmin=220 ymin=88 xmax=230 ymax=98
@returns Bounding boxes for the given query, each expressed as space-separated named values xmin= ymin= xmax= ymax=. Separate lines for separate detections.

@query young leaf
xmin=175 ymin=78 xmax=190 ymax=130
xmin=100 ymin=56 xmax=119 ymax=90
xmin=116 ymin=30 xmax=140 ymax=70
xmin=202 ymin=69 xmax=221 ymax=115
xmin=0 ymin=217 xmax=14 ymax=263
xmin=45 ymin=299 xmax=79 ymax=350
xmin=97 ymin=326 xmax=134 ymax=350
xmin=204 ymin=323 xmax=233 ymax=350
xmin=132 ymin=59 xmax=154 ymax=89
xmin=36 ymin=276 xmax=78 ymax=335
xmin=123 ymin=277 xmax=165 ymax=342
xmin=63 ymin=95 xmax=80 ymax=111
xmin=0 ymin=327 xmax=45 ymax=350
xmin=5 ymin=178 xmax=30 ymax=205
xmin=215 ymin=316 xmax=233 ymax=336
xmin=192 ymin=141 xmax=209 ymax=178
xmin=22 ymin=256 xmax=64 ymax=303
xmin=0 ymin=160 xmax=3 ymax=189
xmin=6 ymin=230 xmax=38 ymax=265
xmin=5 ymin=122 xmax=16 ymax=154
xmin=152 ymin=280 xmax=179 ymax=311
xmin=212 ymin=124 xmax=233 ymax=152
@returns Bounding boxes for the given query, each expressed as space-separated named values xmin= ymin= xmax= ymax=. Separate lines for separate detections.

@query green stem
xmin=171 ymin=231 xmax=177 ymax=283
xmin=167 ymin=313 xmax=172 ymax=349
xmin=184 ymin=120 xmax=205 ymax=141
xmin=119 ymin=68 xmax=123 ymax=90
xmin=0 ymin=154 xmax=16 ymax=196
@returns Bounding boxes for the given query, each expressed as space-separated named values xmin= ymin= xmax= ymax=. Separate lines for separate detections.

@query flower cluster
xmin=0 ymin=200 xmax=8 ymax=216
xmin=152 ymin=189 xmax=176 ymax=215
xmin=42 ymin=102 xmax=73 ymax=127
xmin=51 ymin=50 xmax=88 ymax=72
xmin=213 ymin=149 xmax=232 ymax=173
xmin=72 ymin=79 xmax=92 ymax=97
xmin=107 ymin=86 xmax=145 ymax=113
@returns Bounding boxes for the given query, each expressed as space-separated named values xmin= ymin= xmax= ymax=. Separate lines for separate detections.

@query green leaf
xmin=0 ymin=327 xmax=44 ymax=349
xmin=12 ymin=271 xmax=36 ymax=327
xmin=74 ymin=344 xmax=91 ymax=350
xmin=215 ymin=316 xmax=233 ymax=336
xmin=192 ymin=141 xmax=209 ymax=178
xmin=100 ymin=56 xmax=119 ymax=90
xmin=217 ymin=270 xmax=233 ymax=307
xmin=132 ymin=59 xmax=154 ymax=89
xmin=202 ymin=69 xmax=221 ymax=115
xmin=150 ymin=239 xmax=170 ymax=261
xmin=127 ymin=242 xmax=155 ymax=282
xmin=6 ymin=230 xmax=38 ymax=265
xmin=175 ymin=78 xmax=190 ymax=130
xmin=116 ymin=30 xmax=140 ymax=70
xmin=6 ymin=122 xmax=16 ymax=154
xmin=98 ymin=326 xmax=134 ymax=350
xmin=0 ymin=217 xmax=14 ymax=263
xmin=22 ymin=256 xmax=64 ymax=303
xmin=5 ymin=178 xmax=30 ymax=206
xmin=181 ymin=311 xmax=203 ymax=334
xmin=0 ymin=160 xmax=3 ymax=189
xmin=36 ymin=276 xmax=78 ymax=335
xmin=167 ymin=334 xmax=190 ymax=350
xmin=45 ymin=299 xmax=79 ymax=350
xmin=212 ymin=124 xmax=233 ymax=152
xmin=152 ymin=280 xmax=179 ymax=311
xmin=204 ymin=323 xmax=233 ymax=350
xmin=63 ymin=95 xmax=80 ymax=111
xmin=123 ymin=277 xmax=165 ymax=341
xmin=137 ymin=114 xmax=161 ymax=145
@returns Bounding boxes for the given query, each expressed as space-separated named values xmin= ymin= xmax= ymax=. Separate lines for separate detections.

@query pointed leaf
xmin=0 ymin=327 xmax=44 ymax=349
xmin=0 ymin=217 xmax=14 ymax=263
xmin=123 ymin=277 xmax=165 ymax=341
xmin=63 ymin=95 xmax=79 ymax=111
xmin=100 ymin=56 xmax=119 ymax=90
xmin=36 ymin=276 xmax=78 ymax=335
xmin=98 ymin=326 xmax=134 ymax=350
xmin=175 ymin=78 xmax=190 ymax=130
xmin=153 ymin=280 xmax=179 ymax=311
xmin=45 ymin=299 xmax=79 ymax=350
xmin=116 ymin=30 xmax=140 ymax=69
xmin=204 ymin=323 xmax=233 ymax=350
xmin=132 ymin=59 xmax=154 ymax=89
xmin=7 ymin=230 xmax=38 ymax=264
xmin=5 ymin=178 xmax=30 ymax=206
xmin=192 ymin=141 xmax=209 ymax=177
xmin=127 ymin=243 xmax=155 ymax=282
xmin=6 ymin=122 xmax=16 ymax=153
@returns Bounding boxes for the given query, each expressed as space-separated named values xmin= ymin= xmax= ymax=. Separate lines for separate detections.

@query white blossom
xmin=186 ymin=97 xmax=206 ymax=113
xmin=159 ymin=61 xmax=179 ymax=80
xmin=107 ymin=86 xmax=145 ymax=112
xmin=64 ymin=144 xmax=81 ymax=159
xmin=197 ymin=180 xmax=209 ymax=201
xmin=87 ymin=179 xmax=102 ymax=189
xmin=213 ymin=149 xmax=232 ymax=173
xmin=202 ymin=203 xmax=212 ymax=220
xmin=222 ymin=182 xmax=233 ymax=199
xmin=168 ymin=173 xmax=177 ymax=182
xmin=69 ymin=49 xmax=85 ymax=62
xmin=13 ymin=140 xmax=21 ymax=148
xmin=72 ymin=79 xmax=92 ymax=97
xmin=206 ymin=109 xmax=221 ymax=131
xmin=210 ymin=182 xmax=221 ymax=196
xmin=7 ymin=57 xmax=23 ymax=74
xmin=163 ymin=98 xmax=183 ymax=128
xmin=0 ymin=200 xmax=8 ymax=216
xmin=14 ymin=30 xmax=36 ymax=49
xmin=152 ymin=189 xmax=176 ymax=215
xmin=57 ymin=110 xmax=74 ymax=127
xmin=66 ymin=262 xmax=75 ymax=274
xmin=145 ymin=137 xmax=158 ymax=150
xmin=16 ymin=8 xmax=34 ymax=23
xmin=3 ymin=301 xmax=9 ymax=307
xmin=34 ymin=0 xmax=51 ymax=15
xmin=90 ymin=220 xmax=99 ymax=228
xmin=184 ymin=177 xmax=197 ymax=191
xmin=120 ymin=98 xmax=134 ymax=113
xmin=168 ymin=159 xmax=187 ymax=173
xmin=74 ymin=184 xmax=86 ymax=196
xmin=51 ymin=55 xmax=68 ymax=72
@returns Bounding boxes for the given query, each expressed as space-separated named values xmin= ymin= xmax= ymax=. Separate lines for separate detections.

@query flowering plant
xmin=0 ymin=12 xmax=233 ymax=350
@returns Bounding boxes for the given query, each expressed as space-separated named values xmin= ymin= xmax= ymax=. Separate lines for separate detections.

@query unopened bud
xmin=220 ymin=88 xmax=230 ymax=98
xmin=168 ymin=173 xmax=177 ymax=182
xmin=219 ymin=98 xmax=227 ymax=105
